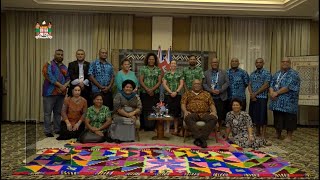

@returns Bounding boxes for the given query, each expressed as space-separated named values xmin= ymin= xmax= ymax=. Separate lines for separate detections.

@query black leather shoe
xmin=200 ymin=139 xmax=207 ymax=148
xmin=193 ymin=139 xmax=201 ymax=147
xmin=45 ymin=133 xmax=54 ymax=137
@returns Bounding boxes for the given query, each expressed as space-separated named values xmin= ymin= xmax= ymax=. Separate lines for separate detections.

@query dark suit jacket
xmin=67 ymin=60 xmax=91 ymax=96
xmin=203 ymin=68 xmax=229 ymax=101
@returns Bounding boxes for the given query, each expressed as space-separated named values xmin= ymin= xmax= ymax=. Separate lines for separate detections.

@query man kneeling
xmin=181 ymin=79 xmax=218 ymax=148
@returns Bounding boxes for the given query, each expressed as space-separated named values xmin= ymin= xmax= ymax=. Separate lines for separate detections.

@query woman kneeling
xmin=224 ymin=98 xmax=271 ymax=149
xmin=79 ymin=93 xmax=112 ymax=143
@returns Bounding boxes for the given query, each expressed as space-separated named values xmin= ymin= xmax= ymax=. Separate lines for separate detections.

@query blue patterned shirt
xmin=249 ymin=68 xmax=272 ymax=99
xmin=88 ymin=59 xmax=114 ymax=93
xmin=227 ymin=68 xmax=249 ymax=100
xmin=269 ymin=68 xmax=300 ymax=114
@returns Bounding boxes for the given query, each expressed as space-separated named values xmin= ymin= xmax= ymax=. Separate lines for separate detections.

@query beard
xmin=55 ymin=57 xmax=63 ymax=63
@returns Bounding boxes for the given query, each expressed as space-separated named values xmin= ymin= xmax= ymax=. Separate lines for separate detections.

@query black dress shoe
xmin=193 ymin=139 xmax=202 ymax=147
xmin=200 ymin=139 xmax=207 ymax=148
xmin=45 ymin=133 xmax=54 ymax=137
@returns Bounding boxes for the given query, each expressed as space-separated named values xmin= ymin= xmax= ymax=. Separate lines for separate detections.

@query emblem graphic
xmin=35 ymin=21 xmax=52 ymax=39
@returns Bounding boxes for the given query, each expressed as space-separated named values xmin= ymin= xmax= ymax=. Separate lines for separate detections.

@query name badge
xmin=274 ymin=84 xmax=279 ymax=90
xmin=211 ymin=84 xmax=216 ymax=89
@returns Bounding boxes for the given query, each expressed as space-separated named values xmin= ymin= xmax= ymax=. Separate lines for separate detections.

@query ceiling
xmin=1 ymin=0 xmax=319 ymax=19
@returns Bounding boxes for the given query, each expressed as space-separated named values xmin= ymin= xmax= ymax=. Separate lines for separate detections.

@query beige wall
xmin=309 ymin=21 xmax=319 ymax=55
xmin=133 ymin=16 xmax=191 ymax=51
xmin=172 ymin=17 xmax=190 ymax=51
xmin=1 ymin=13 xmax=7 ymax=120
xmin=133 ymin=16 xmax=152 ymax=50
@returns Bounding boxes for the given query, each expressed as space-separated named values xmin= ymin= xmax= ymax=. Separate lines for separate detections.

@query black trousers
xmin=213 ymin=98 xmax=227 ymax=124
xmin=140 ymin=93 xmax=159 ymax=131
xmin=184 ymin=113 xmax=217 ymax=139
xmin=57 ymin=121 xmax=85 ymax=140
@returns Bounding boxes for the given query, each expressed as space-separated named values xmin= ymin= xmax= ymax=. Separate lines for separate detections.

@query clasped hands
xmin=146 ymin=88 xmax=154 ymax=96
xmin=66 ymin=121 xmax=81 ymax=131
xmin=91 ymin=127 xmax=104 ymax=137
xmin=100 ymin=86 xmax=110 ymax=93
xmin=249 ymin=92 xmax=257 ymax=101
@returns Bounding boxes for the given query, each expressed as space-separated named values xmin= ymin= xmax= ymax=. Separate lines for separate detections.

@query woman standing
xmin=115 ymin=58 xmax=139 ymax=93
xmin=224 ymin=98 xmax=271 ymax=149
xmin=162 ymin=60 xmax=184 ymax=136
xmin=110 ymin=80 xmax=142 ymax=143
xmin=57 ymin=85 xmax=87 ymax=140
xmin=139 ymin=52 xmax=162 ymax=131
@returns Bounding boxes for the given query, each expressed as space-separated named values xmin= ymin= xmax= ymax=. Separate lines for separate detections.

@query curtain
xmin=190 ymin=16 xmax=310 ymax=124
xmin=5 ymin=11 xmax=133 ymax=122
xmin=190 ymin=16 xmax=231 ymax=69
xmin=267 ymin=18 xmax=310 ymax=73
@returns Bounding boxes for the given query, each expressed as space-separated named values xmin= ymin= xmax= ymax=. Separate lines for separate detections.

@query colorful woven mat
xmin=13 ymin=144 xmax=308 ymax=177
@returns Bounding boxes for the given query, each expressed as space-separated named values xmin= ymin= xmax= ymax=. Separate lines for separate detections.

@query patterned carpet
xmin=1 ymin=122 xmax=319 ymax=179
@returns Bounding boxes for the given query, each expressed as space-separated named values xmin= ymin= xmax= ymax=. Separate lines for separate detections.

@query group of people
xmin=42 ymin=48 xmax=300 ymax=149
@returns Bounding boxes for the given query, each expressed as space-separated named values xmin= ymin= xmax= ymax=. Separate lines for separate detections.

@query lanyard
xmin=276 ymin=72 xmax=287 ymax=85
xmin=211 ymin=71 xmax=219 ymax=84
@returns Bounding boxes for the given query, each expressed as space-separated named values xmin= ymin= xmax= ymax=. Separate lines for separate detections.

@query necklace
xmin=71 ymin=97 xmax=81 ymax=104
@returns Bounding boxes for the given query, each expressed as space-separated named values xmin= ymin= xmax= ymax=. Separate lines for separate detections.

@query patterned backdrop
xmin=290 ymin=56 xmax=319 ymax=106
xmin=111 ymin=49 xmax=216 ymax=75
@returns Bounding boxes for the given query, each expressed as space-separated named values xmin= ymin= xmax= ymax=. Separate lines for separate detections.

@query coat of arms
xmin=35 ymin=21 xmax=52 ymax=39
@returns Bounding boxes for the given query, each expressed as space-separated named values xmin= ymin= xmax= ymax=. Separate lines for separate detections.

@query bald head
xmin=192 ymin=79 xmax=203 ymax=92
xmin=211 ymin=58 xmax=219 ymax=70
xmin=231 ymin=58 xmax=240 ymax=69
xmin=255 ymin=58 xmax=264 ymax=69
xmin=281 ymin=57 xmax=291 ymax=71
xmin=99 ymin=48 xmax=108 ymax=60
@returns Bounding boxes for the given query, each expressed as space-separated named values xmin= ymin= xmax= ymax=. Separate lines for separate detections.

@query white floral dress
xmin=225 ymin=111 xmax=266 ymax=149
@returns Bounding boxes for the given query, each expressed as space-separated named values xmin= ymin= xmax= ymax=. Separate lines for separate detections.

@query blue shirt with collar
xmin=249 ymin=68 xmax=272 ymax=99
xmin=227 ymin=68 xmax=249 ymax=100
xmin=88 ymin=59 xmax=114 ymax=93
xmin=269 ymin=68 xmax=300 ymax=114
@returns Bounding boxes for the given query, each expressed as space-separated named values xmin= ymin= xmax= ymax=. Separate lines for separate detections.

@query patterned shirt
xmin=138 ymin=66 xmax=162 ymax=93
xmin=269 ymin=68 xmax=300 ymax=114
xmin=249 ymin=68 xmax=272 ymax=99
xmin=163 ymin=69 xmax=184 ymax=95
xmin=42 ymin=60 xmax=70 ymax=97
xmin=61 ymin=97 xmax=87 ymax=126
xmin=86 ymin=105 xmax=111 ymax=132
xmin=181 ymin=90 xmax=215 ymax=117
xmin=115 ymin=70 xmax=139 ymax=92
xmin=183 ymin=66 xmax=204 ymax=90
xmin=88 ymin=59 xmax=114 ymax=93
xmin=227 ymin=68 xmax=249 ymax=100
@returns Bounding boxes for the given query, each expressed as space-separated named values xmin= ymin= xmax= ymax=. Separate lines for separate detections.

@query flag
xmin=158 ymin=46 xmax=171 ymax=74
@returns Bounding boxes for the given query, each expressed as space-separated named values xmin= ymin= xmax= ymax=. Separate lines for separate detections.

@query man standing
xmin=88 ymin=48 xmax=114 ymax=110
xmin=42 ymin=49 xmax=70 ymax=137
xmin=248 ymin=58 xmax=272 ymax=139
xmin=68 ymin=49 xmax=91 ymax=105
xmin=227 ymin=58 xmax=249 ymax=111
xmin=269 ymin=57 xmax=300 ymax=142
xmin=181 ymin=79 xmax=218 ymax=148
xmin=203 ymin=58 xmax=229 ymax=132
xmin=183 ymin=55 xmax=204 ymax=92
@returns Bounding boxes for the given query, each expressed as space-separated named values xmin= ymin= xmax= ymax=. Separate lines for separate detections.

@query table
xmin=147 ymin=115 xmax=174 ymax=140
